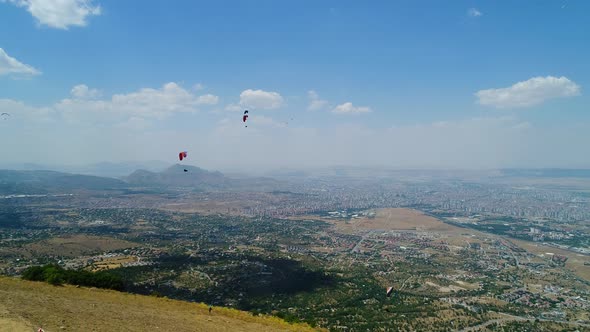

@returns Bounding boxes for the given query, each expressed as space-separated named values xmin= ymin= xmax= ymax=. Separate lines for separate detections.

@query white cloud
xmin=332 ymin=102 xmax=371 ymax=114
xmin=239 ymin=89 xmax=284 ymax=110
xmin=307 ymin=90 xmax=328 ymax=111
xmin=193 ymin=83 xmax=205 ymax=91
xmin=467 ymin=8 xmax=482 ymax=17
xmin=196 ymin=94 xmax=219 ymax=105
xmin=8 ymin=82 xmax=208 ymax=126
xmin=0 ymin=98 xmax=54 ymax=122
xmin=71 ymin=84 xmax=100 ymax=99
xmin=7 ymin=0 xmax=101 ymax=29
xmin=105 ymin=82 xmax=202 ymax=117
xmin=225 ymin=103 xmax=242 ymax=112
xmin=3 ymin=82 xmax=589 ymax=170
xmin=476 ymin=76 xmax=581 ymax=109
xmin=0 ymin=48 xmax=41 ymax=77
xmin=3 ymin=93 xmax=590 ymax=169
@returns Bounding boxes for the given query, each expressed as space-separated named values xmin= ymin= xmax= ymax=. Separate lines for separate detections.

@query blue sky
xmin=1 ymin=1 xmax=589 ymax=170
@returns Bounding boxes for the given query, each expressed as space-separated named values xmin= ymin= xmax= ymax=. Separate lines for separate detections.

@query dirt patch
xmin=90 ymin=255 xmax=138 ymax=271
xmin=425 ymin=281 xmax=466 ymax=293
xmin=330 ymin=208 xmax=458 ymax=233
xmin=25 ymin=235 xmax=139 ymax=258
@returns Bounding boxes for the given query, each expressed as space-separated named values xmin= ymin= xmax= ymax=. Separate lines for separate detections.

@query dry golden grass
xmin=367 ymin=208 xmax=455 ymax=231
xmin=163 ymin=200 xmax=251 ymax=216
xmin=425 ymin=281 xmax=466 ymax=293
xmin=0 ymin=304 xmax=33 ymax=332
xmin=0 ymin=276 xmax=320 ymax=332
xmin=24 ymin=235 xmax=138 ymax=258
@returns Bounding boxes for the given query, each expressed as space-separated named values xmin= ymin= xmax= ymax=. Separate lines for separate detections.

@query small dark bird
xmin=184 ymin=169 xmax=188 ymax=172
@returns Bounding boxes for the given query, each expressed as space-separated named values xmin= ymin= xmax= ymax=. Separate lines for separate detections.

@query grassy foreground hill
xmin=0 ymin=277 xmax=320 ymax=332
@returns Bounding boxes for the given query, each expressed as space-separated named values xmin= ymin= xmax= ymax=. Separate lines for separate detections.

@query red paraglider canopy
xmin=179 ymin=151 xmax=187 ymax=161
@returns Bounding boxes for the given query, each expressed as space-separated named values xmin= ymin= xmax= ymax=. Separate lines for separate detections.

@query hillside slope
xmin=0 ymin=277 xmax=318 ymax=332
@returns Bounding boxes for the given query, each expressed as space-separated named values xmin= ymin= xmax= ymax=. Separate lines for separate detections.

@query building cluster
xmin=501 ymin=290 xmax=553 ymax=309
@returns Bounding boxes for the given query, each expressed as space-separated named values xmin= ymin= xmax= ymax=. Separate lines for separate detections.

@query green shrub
xmin=21 ymin=264 xmax=123 ymax=290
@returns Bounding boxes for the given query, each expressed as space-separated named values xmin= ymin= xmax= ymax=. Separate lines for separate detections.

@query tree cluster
xmin=22 ymin=264 xmax=124 ymax=290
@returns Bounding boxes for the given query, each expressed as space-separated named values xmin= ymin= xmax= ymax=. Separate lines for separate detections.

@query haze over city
xmin=2 ymin=2 xmax=590 ymax=332
xmin=1 ymin=1 xmax=589 ymax=171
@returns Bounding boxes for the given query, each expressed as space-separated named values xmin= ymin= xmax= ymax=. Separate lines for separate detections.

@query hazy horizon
xmin=1 ymin=1 xmax=589 ymax=172
xmin=4 ymin=160 xmax=590 ymax=179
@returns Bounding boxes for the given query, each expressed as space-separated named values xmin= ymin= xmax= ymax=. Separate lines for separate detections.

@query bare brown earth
xmin=302 ymin=208 xmax=489 ymax=251
xmin=24 ymin=235 xmax=139 ymax=258
xmin=349 ymin=208 xmax=455 ymax=231
xmin=90 ymin=255 xmax=138 ymax=271
xmin=0 ymin=277 xmax=319 ymax=332
xmin=316 ymin=208 xmax=464 ymax=240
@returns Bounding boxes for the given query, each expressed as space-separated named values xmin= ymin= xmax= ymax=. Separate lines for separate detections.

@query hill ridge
xmin=0 ymin=276 xmax=319 ymax=332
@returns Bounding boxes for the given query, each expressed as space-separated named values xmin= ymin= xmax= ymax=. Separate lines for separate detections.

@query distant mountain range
xmin=126 ymin=164 xmax=285 ymax=191
xmin=126 ymin=164 xmax=228 ymax=189
xmin=0 ymin=165 xmax=285 ymax=194
xmin=0 ymin=170 xmax=127 ymax=194
xmin=0 ymin=161 xmax=170 ymax=178
xmin=3 ymin=165 xmax=590 ymax=195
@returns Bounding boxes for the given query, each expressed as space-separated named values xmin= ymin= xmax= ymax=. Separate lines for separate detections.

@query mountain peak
xmin=163 ymin=164 xmax=206 ymax=174
xmin=126 ymin=164 xmax=227 ymax=189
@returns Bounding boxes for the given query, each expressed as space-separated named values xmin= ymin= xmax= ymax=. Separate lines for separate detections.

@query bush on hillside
xmin=22 ymin=264 xmax=124 ymax=290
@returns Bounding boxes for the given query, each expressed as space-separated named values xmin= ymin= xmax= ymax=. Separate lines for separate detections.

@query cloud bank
xmin=1 ymin=82 xmax=588 ymax=171
xmin=476 ymin=76 xmax=581 ymax=109
xmin=0 ymin=82 xmax=215 ymax=127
